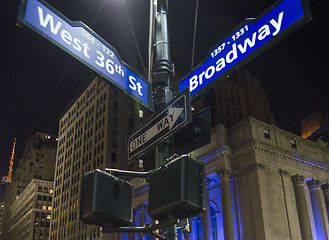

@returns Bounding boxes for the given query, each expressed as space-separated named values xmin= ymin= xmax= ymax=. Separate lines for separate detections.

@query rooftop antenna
xmin=2 ymin=138 xmax=16 ymax=183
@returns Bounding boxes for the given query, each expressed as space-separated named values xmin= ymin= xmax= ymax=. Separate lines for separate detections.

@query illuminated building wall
xmin=49 ymin=77 xmax=150 ymax=240
xmin=132 ymin=117 xmax=329 ymax=240
xmin=9 ymin=179 xmax=53 ymax=240
xmin=0 ymin=133 xmax=57 ymax=240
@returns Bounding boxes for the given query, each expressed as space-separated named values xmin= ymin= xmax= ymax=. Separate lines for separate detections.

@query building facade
xmin=132 ymin=117 xmax=329 ymax=240
xmin=49 ymin=77 xmax=150 ymax=240
xmin=0 ymin=203 xmax=4 ymax=235
xmin=9 ymin=179 xmax=53 ymax=240
xmin=0 ymin=132 xmax=57 ymax=240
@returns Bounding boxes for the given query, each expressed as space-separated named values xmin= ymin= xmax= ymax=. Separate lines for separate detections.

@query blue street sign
xmin=177 ymin=0 xmax=312 ymax=100
xmin=128 ymin=89 xmax=192 ymax=161
xmin=17 ymin=0 xmax=153 ymax=111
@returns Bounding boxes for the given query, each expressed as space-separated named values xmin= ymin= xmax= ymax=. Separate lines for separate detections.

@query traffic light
xmin=148 ymin=156 xmax=205 ymax=221
xmin=80 ymin=169 xmax=133 ymax=227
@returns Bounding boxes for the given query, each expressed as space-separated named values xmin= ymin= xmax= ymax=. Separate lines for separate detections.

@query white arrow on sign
xmin=129 ymin=107 xmax=184 ymax=153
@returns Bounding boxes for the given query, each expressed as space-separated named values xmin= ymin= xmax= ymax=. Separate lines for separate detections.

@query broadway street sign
xmin=17 ymin=0 xmax=153 ymax=111
xmin=128 ymin=89 xmax=192 ymax=161
xmin=177 ymin=0 xmax=312 ymax=100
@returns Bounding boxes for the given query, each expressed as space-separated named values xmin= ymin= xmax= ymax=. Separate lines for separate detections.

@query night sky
xmin=0 ymin=0 xmax=328 ymax=176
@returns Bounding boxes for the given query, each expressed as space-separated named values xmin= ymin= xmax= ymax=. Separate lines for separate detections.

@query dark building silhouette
xmin=301 ymin=109 xmax=329 ymax=146
xmin=191 ymin=69 xmax=275 ymax=128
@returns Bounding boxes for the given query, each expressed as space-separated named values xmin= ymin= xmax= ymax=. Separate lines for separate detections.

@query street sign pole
xmin=151 ymin=0 xmax=176 ymax=239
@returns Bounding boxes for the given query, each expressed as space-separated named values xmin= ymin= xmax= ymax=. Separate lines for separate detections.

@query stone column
xmin=247 ymin=163 xmax=271 ymax=239
xmin=217 ymin=168 xmax=235 ymax=240
xmin=202 ymin=178 xmax=213 ymax=240
xmin=322 ymin=183 xmax=329 ymax=222
xmin=308 ymin=179 xmax=329 ymax=239
xmin=279 ymin=169 xmax=301 ymax=239
xmin=138 ymin=204 xmax=148 ymax=240
xmin=184 ymin=232 xmax=192 ymax=240
xmin=128 ymin=208 xmax=138 ymax=240
xmin=291 ymin=174 xmax=314 ymax=240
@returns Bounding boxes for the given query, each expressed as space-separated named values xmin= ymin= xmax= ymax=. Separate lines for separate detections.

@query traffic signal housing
xmin=148 ymin=156 xmax=205 ymax=221
xmin=80 ymin=169 xmax=133 ymax=227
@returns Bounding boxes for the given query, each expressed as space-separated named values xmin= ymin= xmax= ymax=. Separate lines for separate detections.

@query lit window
xmin=291 ymin=139 xmax=297 ymax=149
xmin=43 ymin=205 xmax=47 ymax=210
xmin=264 ymin=129 xmax=270 ymax=139
xmin=139 ymin=109 xmax=144 ymax=118
xmin=48 ymin=206 xmax=52 ymax=211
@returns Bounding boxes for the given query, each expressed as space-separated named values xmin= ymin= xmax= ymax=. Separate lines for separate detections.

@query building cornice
xmin=234 ymin=143 xmax=329 ymax=173
xmin=198 ymin=145 xmax=232 ymax=164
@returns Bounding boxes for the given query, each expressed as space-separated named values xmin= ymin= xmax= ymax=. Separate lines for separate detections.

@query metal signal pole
xmin=150 ymin=0 xmax=177 ymax=239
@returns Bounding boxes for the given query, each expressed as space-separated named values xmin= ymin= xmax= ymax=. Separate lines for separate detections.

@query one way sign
xmin=128 ymin=89 xmax=191 ymax=161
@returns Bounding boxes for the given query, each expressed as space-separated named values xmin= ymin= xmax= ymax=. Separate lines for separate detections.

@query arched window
xmin=211 ymin=207 xmax=218 ymax=240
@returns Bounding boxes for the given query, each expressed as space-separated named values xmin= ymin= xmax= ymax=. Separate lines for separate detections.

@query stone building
xmin=9 ymin=179 xmax=53 ymax=240
xmin=132 ymin=117 xmax=329 ymax=240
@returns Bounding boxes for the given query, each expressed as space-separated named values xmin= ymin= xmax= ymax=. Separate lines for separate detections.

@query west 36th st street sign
xmin=177 ymin=0 xmax=312 ymax=100
xmin=128 ymin=89 xmax=192 ymax=161
xmin=17 ymin=0 xmax=153 ymax=111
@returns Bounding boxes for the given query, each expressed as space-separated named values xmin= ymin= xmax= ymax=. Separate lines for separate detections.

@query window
xmin=139 ymin=109 xmax=144 ymax=118
xmin=113 ymin=101 xmax=118 ymax=111
xmin=128 ymin=106 xmax=133 ymax=116
xmin=211 ymin=207 xmax=218 ymax=240
xmin=291 ymin=139 xmax=297 ymax=149
xmin=264 ymin=129 xmax=270 ymax=139
xmin=112 ymin=140 xmax=117 ymax=149
xmin=129 ymin=118 xmax=134 ymax=129
xmin=112 ymin=113 xmax=118 ymax=122
xmin=111 ymin=153 xmax=117 ymax=162
xmin=112 ymin=126 xmax=118 ymax=136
